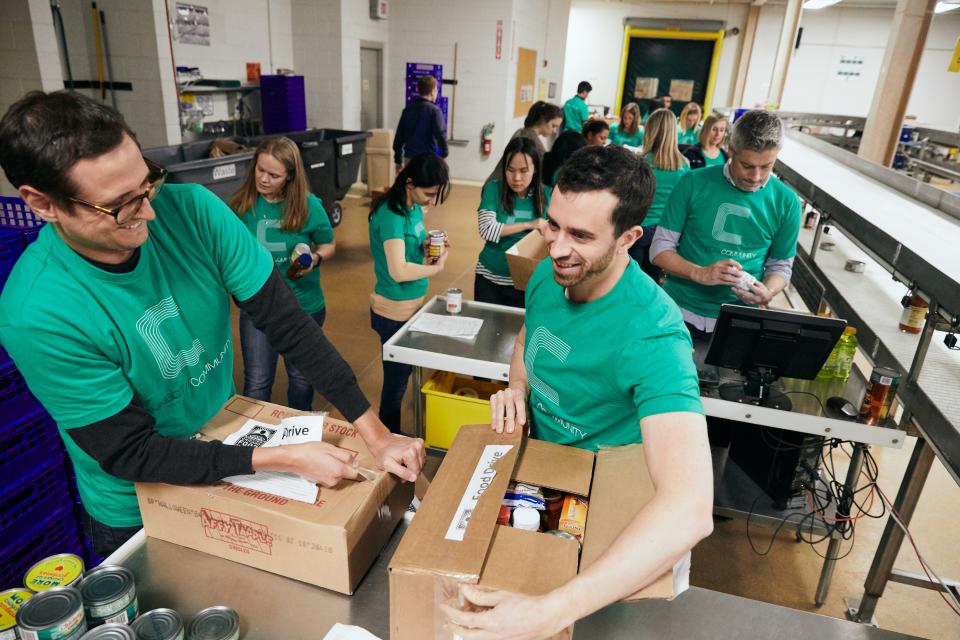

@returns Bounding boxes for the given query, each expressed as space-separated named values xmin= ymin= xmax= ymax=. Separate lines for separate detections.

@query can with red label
xmin=445 ymin=288 xmax=462 ymax=314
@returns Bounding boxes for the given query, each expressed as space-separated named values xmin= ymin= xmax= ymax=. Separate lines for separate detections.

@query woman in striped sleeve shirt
xmin=474 ymin=137 xmax=551 ymax=308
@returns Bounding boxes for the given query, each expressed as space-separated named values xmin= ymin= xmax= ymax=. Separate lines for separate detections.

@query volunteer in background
xmin=582 ymin=119 xmax=610 ymax=147
xmin=608 ymin=102 xmax=643 ymax=148
xmin=561 ymin=81 xmax=591 ymax=133
xmin=369 ymin=154 xmax=451 ymax=433
xmin=0 ymin=91 xmax=425 ymax=557
xmin=643 ymin=95 xmax=672 ymax=122
xmin=487 ymin=101 xmax=563 ymax=184
xmin=230 ymin=137 xmax=336 ymax=410
xmin=475 ymin=137 xmax=551 ymax=308
xmin=446 ymin=145 xmax=711 ymax=640
xmin=651 ymin=109 xmax=801 ymax=341
xmin=392 ymin=74 xmax=448 ymax=174
xmin=683 ymin=112 xmax=729 ymax=170
xmin=542 ymin=130 xmax=586 ymax=187
xmin=677 ymin=102 xmax=703 ymax=146
xmin=629 ymin=108 xmax=689 ymax=282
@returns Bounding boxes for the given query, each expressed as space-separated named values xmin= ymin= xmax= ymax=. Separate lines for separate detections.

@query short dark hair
xmin=729 ymin=109 xmax=783 ymax=153
xmin=556 ymin=145 xmax=656 ymax=235
xmin=577 ymin=81 xmax=592 ymax=94
xmin=417 ymin=75 xmax=438 ymax=96
xmin=0 ymin=90 xmax=137 ymax=204
xmin=523 ymin=101 xmax=563 ymax=129
xmin=542 ymin=130 xmax=586 ymax=188
xmin=581 ymin=119 xmax=609 ymax=139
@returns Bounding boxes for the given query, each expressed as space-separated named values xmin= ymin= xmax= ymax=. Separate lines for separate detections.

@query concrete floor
xmin=229 ymin=183 xmax=960 ymax=639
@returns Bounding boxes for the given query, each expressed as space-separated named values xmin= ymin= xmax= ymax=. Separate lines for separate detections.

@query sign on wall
xmin=175 ymin=3 xmax=210 ymax=46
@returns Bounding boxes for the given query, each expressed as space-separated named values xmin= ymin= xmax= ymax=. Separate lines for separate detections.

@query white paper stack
xmin=409 ymin=312 xmax=484 ymax=338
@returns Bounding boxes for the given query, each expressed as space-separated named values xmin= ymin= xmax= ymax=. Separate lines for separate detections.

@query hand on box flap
xmin=441 ymin=584 xmax=571 ymax=640
xmin=365 ymin=429 xmax=426 ymax=483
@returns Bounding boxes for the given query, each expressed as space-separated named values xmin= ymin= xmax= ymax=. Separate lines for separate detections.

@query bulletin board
xmin=514 ymin=48 xmax=537 ymax=117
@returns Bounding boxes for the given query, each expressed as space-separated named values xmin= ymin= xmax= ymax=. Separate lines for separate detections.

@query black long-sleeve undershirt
xmin=68 ymin=267 xmax=371 ymax=484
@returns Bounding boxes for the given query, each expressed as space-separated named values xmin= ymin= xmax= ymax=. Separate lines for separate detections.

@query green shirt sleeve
xmin=658 ymin=171 xmax=694 ymax=233
xmin=479 ymin=180 xmax=500 ymax=212
xmin=378 ymin=209 xmax=406 ymax=241
xmin=579 ymin=99 xmax=589 ymax=123
xmin=619 ymin=333 xmax=704 ymax=423
xmin=768 ymin=190 xmax=802 ymax=260
xmin=307 ymin=195 xmax=335 ymax=245
xmin=542 ymin=184 xmax=552 ymax=213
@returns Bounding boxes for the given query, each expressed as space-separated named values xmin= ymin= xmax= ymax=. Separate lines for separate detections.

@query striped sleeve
xmin=478 ymin=210 xmax=503 ymax=243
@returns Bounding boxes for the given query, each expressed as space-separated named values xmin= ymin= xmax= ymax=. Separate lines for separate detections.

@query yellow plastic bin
xmin=421 ymin=371 xmax=506 ymax=449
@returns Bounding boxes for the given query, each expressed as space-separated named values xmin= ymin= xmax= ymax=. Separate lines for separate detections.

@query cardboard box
xmin=388 ymin=425 xmax=688 ymax=639
xmin=136 ymin=396 xmax=412 ymax=595
xmin=505 ymin=231 xmax=548 ymax=291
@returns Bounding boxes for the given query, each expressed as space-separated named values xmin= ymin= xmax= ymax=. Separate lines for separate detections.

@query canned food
xmin=558 ymin=495 xmax=589 ymax=540
xmin=542 ymin=490 xmax=564 ymax=531
xmin=79 ymin=625 xmax=136 ymax=640
xmin=79 ymin=567 xmax=138 ymax=627
xmin=428 ymin=230 xmax=446 ymax=259
xmin=129 ymin=610 xmax=183 ymax=640
xmin=1 ymin=588 xmax=33 ymax=640
xmin=445 ymin=288 xmax=462 ymax=314
xmin=820 ymin=241 xmax=836 ymax=252
xmin=16 ymin=587 xmax=87 ymax=640
xmin=859 ymin=366 xmax=901 ymax=425
xmin=844 ymin=260 xmax=865 ymax=273
xmin=545 ymin=529 xmax=582 ymax=551
xmin=185 ymin=607 xmax=239 ymax=640
xmin=25 ymin=555 xmax=85 ymax=592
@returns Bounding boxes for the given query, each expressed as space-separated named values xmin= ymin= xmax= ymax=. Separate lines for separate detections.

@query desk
xmin=107 ymin=525 xmax=922 ymax=639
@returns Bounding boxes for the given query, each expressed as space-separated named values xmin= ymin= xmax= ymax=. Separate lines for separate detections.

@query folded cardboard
xmin=136 ymin=395 xmax=412 ymax=595
xmin=505 ymin=231 xmax=548 ymax=291
xmin=388 ymin=425 xmax=687 ymax=639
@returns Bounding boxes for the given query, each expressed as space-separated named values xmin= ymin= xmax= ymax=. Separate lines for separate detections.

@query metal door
xmin=360 ymin=47 xmax=383 ymax=130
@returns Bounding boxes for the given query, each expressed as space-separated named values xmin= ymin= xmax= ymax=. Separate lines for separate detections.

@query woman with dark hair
xmin=683 ymin=112 xmax=729 ymax=170
xmin=514 ymin=101 xmax=564 ymax=155
xmin=475 ymin=137 xmax=550 ymax=308
xmin=542 ymin=129 xmax=586 ymax=187
xmin=368 ymin=154 xmax=451 ymax=432
xmin=230 ymin=136 xmax=335 ymax=410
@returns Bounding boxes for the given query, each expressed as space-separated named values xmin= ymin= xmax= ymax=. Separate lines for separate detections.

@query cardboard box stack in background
xmin=505 ymin=232 xmax=548 ymax=290
xmin=136 ymin=396 xmax=412 ymax=595
xmin=366 ymin=128 xmax=395 ymax=195
xmin=388 ymin=425 xmax=688 ymax=639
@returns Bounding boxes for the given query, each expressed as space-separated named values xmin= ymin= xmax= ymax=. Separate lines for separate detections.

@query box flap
xmin=505 ymin=232 xmax=548 ymax=291
xmin=478 ymin=526 xmax=578 ymax=595
xmin=512 ymin=438 xmax=594 ymax=497
xmin=390 ymin=425 xmax=522 ymax=580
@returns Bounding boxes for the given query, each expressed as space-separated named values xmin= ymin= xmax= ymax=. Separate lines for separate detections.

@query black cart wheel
xmin=329 ymin=201 xmax=343 ymax=227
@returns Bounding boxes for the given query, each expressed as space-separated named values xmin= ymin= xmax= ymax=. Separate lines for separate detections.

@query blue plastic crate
xmin=0 ymin=227 xmax=22 ymax=270
xmin=0 ymin=196 xmax=45 ymax=248
xmin=0 ymin=505 xmax=83 ymax=588
xmin=0 ymin=358 xmax=29 ymax=406
xmin=0 ymin=454 xmax=71 ymax=543
xmin=0 ymin=395 xmax=60 ymax=485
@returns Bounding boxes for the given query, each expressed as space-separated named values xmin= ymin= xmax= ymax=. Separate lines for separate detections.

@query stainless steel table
xmin=109 ymin=525 xmax=922 ymax=639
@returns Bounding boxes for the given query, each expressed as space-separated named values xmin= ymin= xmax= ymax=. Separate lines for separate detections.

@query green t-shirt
xmin=238 ymin=193 xmax=334 ymax=313
xmin=700 ymin=150 xmax=726 ymax=169
xmin=660 ymin=165 xmax=802 ymax=318
xmin=0 ymin=184 xmax=273 ymax=527
xmin=368 ymin=200 xmax=428 ymax=301
xmin=523 ymin=259 xmax=703 ymax=452
xmin=609 ymin=123 xmax=643 ymax=148
xmin=645 ymin=154 xmax=691 ymax=227
xmin=678 ymin=127 xmax=700 ymax=146
xmin=477 ymin=180 xmax=551 ymax=279
xmin=562 ymin=95 xmax=589 ymax=132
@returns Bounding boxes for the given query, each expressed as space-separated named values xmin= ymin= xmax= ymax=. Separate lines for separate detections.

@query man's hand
xmin=365 ymin=431 xmax=425 ymax=482
xmin=490 ymin=386 xmax=527 ymax=434
xmin=733 ymin=279 xmax=774 ymax=306
xmin=693 ymin=259 xmax=742 ymax=286
xmin=441 ymin=586 xmax=571 ymax=640
xmin=266 ymin=442 xmax=359 ymax=487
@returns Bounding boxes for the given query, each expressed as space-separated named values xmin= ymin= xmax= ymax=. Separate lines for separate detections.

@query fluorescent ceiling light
xmin=934 ymin=2 xmax=960 ymax=14
xmin=803 ymin=0 xmax=842 ymax=9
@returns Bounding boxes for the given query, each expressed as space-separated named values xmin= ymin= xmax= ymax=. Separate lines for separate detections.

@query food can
xmin=25 ymin=556 xmax=85 ymax=593
xmin=428 ymin=230 xmax=446 ymax=259
xmin=497 ymin=505 xmax=512 ymax=526
xmin=445 ymin=288 xmax=462 ymax=314
xmin=859 ymin=366 xmax=901 ymax=425
xmin=545 ymin=529 xmax=582 ymax=551
xmin=78 ymin=567 xmax=138 ymax=627
xmin=16 ymin=587 xmax=87 ymax=640
xmin=129 ymin=610 xmax=183 ymax=640
xmin=558 ymin=495 xmax=589 ymax=541
xmin=844 ymin=260 xmax=865 ymax=273
xmin=1 ymin=588 xmax=33 ymax=640
xmin=542 ymin=490 xmax=564 ymax=531
xmin=79 ymin=625 xmax=136 ymax=640
xmin=185 ymin=606 xmax=240 ymax=640
xmin=820 ymin=241 xmax=836 ymax=252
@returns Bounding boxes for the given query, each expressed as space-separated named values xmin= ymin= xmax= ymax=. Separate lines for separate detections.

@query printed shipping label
xmin=213 ymin=163 xmax=237 ymax=180
xmin=444 ymin=445 xmax=513 ymax=542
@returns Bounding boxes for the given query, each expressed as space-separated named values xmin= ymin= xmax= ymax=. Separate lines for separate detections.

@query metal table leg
xmin=413 ymin=365 xmax=424 ymax=440
xmin=815 ymin=442 xmax=866 ymax=606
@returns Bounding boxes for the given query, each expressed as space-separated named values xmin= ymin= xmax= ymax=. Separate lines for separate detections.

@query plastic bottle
xmin=832 ymin=327 xmax=858 ymax=382
xmin=511 ymin=507 xmax=541 ymax=532
xmin=287 ymin=243 xmax=313 ymax=279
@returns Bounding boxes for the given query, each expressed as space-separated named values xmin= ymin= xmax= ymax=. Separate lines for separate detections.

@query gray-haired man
xmin=651 ymin=109 xmax=801 ymax=340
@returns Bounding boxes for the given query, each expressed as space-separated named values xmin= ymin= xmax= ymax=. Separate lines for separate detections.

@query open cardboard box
xmin=505 ymin=231 xmax=548 ymax=291
xmin=388 ymin=425 xmax=689 ymax=639
xmin=136 ymin=396 xmax=412 ymax=595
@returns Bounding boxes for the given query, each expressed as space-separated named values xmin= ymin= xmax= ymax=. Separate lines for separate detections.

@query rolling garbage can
xmin=142 ymin=139 xmax=254 ymax=203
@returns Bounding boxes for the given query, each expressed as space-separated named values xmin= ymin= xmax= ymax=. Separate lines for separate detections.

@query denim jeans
xmin=239 ymin=307 xmax=327 ymax=410
xmin=628 ymin=225 xmax=663 ymax=283
xmin=81 ymin=508 xmax=141 ymax=560
xmin=370 ymin=310 xmax=411 ymax=434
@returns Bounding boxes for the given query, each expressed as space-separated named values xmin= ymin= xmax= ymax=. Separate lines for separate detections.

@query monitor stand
xmin=718 ymin=366 xmax=793 ymax=411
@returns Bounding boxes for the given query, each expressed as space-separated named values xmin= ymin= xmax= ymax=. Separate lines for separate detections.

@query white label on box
xmin=213 ymin=163 xmax=237 ymax=180
xmin=444 ymin=445 xmax=513 ymax=542
xmin=341 ymin=143 xmax=354 ymax=155
xmin=310 ymin=162 xmax=326 ymax=169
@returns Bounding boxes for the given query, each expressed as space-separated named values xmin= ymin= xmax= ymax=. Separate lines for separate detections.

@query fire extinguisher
xmin=481 ymin=123 xmax=494 ymax=156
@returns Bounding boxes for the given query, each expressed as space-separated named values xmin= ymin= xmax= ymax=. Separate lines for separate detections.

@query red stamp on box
xmin=200 ymin=508 xmax=274 ymax=555
xmin=225 ymin=397 xmax=264 ymax=419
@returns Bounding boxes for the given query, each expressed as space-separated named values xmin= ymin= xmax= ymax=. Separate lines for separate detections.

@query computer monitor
xmin=704 ymin=305 xmax=847 ymax=411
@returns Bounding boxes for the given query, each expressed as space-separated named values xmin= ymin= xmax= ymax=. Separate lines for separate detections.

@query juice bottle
xmin=898 ymin=295 xmax=928 ymax=334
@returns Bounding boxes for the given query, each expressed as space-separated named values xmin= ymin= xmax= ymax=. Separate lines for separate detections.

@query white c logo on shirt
xmin=257 ymin=219 xmax=286 ymax=253
xmin=135 ymin=297 xmax=205 ymax=379
xmin=711 ymin=203 xmax=752 ymax=245
xmin=524 ymin=326 xmax=571 ymax=407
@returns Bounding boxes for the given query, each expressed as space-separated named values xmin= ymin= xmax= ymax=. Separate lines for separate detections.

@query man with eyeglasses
xmin=0 ymin=91 xmax=425 ymax=557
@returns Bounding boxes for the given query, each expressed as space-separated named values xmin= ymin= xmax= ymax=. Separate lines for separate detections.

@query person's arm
xmin=394 ymin=109 xmax=409 ymax=167
xmin=433 ymin=105 xmax=449 ymax=158
xmin=489 ymin=323 xmax=528 ymax=434
xmin=384 ymin=237 xmax=446 ymax=282
xmin=732 ymin=193 xmax=801 ymax=306
xmin=443 ymin=411 xmax=714 ymax=639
